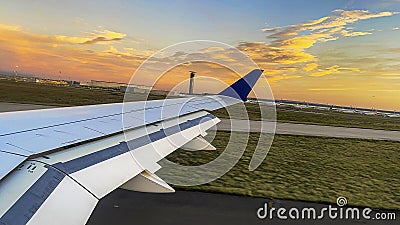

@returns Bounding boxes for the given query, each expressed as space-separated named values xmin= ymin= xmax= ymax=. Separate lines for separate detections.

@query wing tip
xmin=218 ymin=69 xmax=263 ymax=101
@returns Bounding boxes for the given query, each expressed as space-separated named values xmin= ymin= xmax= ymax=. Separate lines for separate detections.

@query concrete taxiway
xmin=218 ymin=119 xmax=400 ymax=141
xmin=1 ymin=103 xmax=399 ymax=141
xmin=0 ymin=102 xmax=55 ymax=112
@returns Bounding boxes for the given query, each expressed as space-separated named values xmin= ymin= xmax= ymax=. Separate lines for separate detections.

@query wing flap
xmin=181 ymin=136 xmax=216 ymax=151
xmin=120 ymin=170 xmax=175 ymax=193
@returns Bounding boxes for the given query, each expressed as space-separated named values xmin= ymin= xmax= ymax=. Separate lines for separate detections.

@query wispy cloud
xmin=80 ymin=30 xmax=127 ymax=44
xmin=368 ymin=89 xmax=400 ymax=92
xmin=340 ymin=29 xmax=371 ymax=37
xmin=308 ymin=88 xmax=352 ymax=91
xmin=268 ymin=75 xmax=302 ymax=82
xmin=0 ymin=24 xmax=127 ymax=45
xmin=310 ymin=65 xmax=360 ymax=77
xmin=239 ymin=9 xmax=398 ymax=80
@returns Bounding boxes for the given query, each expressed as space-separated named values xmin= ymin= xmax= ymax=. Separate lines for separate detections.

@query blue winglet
xmin=219 ymin=69 xmax=263 ymax=101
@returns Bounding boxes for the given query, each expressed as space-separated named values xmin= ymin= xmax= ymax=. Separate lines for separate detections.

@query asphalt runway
xmin=87 ymin=189 xmax=398 ymax=225
xmin=0 ymin=102 xmax=55 ymax=112
xmin=218 ymin=119 xmax=400 ymax=141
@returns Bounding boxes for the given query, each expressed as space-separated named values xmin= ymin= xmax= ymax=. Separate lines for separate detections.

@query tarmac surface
xmin=0 ymin=102 xmax=55 ymax=112
xmin=87 ymin=189 xmax=398 ymax=225
xmin=218 ymin=119 xmax=400 ymax=141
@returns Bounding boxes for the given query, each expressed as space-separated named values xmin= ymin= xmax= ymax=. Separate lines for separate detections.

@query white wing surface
xmin=0 ymin=69 xmax=263 ymax=225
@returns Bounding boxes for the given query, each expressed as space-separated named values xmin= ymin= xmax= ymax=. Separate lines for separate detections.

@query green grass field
xmin=0 ymin=79 xmax=124 ymax=106
xmin=165 ymin=132 xmax=400 ymax=210
xmin=0 ymin=79 xmax=167 ymax=106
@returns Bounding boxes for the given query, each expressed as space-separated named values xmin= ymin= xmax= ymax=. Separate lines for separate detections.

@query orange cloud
xmin=303 ymin=63 xmax=318 ymax=71
xmin=310 ymin=65 xmax=340 ymax=77
xmin=0 ymin=24 xmax=143 ymax=82
xmin=310 ymin=65 xmax=360 ymax=77
xmin=308 ymin=88 xmax=350 ymax=91
xmin=0 ymin=24 xmax=127 ymax=46
xmin=280 ymin=36 xmax=316 ymax=49
xmin=52 ymin=30 xmax=127 ymax=45
xmin=267 ymin=75 xmax=302 ymax=83
xmin=0 ymin=24 xmax=20 ymax=31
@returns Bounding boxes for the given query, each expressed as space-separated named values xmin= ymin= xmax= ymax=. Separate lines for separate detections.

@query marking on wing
xmin=0 ymin=164 xmax=66 ymax=225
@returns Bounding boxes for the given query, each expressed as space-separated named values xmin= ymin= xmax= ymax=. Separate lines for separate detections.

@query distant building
xmin=66 ymin=80 xmax=81 ymax=86
xmin=89 ymin=80 xmax=153 ymax=94
xmin=14 ymin=76 xmax=36 ymax=83
xmin=90 ymin=80 xmax=127 ymax=89
xmin=120 ymin=84 xmax=152 ymax=93
xmin=35 ymin=78 xmax=68 ymax=85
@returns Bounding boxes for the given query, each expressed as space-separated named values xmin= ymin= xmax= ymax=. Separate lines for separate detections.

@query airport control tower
xmin=188 ymin=71 xmax=196 ymax=95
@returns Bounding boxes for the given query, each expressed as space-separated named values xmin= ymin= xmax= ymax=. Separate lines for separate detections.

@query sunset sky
xmin=0 ymin=0 xmax=399 ymax=110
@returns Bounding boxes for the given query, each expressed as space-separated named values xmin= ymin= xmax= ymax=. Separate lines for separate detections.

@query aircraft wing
xmin=0 ymin=69 xmax=263 ymax=225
